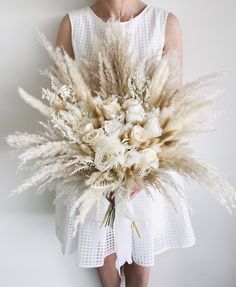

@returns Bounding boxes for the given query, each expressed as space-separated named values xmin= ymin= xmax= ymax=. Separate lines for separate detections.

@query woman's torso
xmin=68 ymin=4 xmax=169 ymax=63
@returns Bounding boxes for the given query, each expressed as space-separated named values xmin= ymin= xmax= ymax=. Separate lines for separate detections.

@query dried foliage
xmin=6 ymin=19 xmax=236 ymax=236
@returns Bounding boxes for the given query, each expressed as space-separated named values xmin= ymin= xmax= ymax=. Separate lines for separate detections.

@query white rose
xmin=139 ymin=148 xmax=159 ymax=170
xmin=94 ymin=149 xmax=117 ymax=172
xmin=90 ymin=134 xmax=109 ymax=150
xmin=124 ymin=149 xmax=140 ymax=168
xmin=82 ymin=129 xmax=103 ymax=145
xmin=130 ymin=125 xmax=147 ymax=145
xmin=80 ymin=122 xmax=94 ymax=134
xmin=125 ymin=99 xmax=140 ymax=108
xmin=150 ymin=143 xmax=162 ymax=153
xmin=143 ymin=117 xmax=162 ymax=139
xmin=104 ymin=119 xmax=122 ymax=135
xmin=117 ymin=110 xmax=126 ymax=122
xmin=102 ymin=97 xmax=121 ymax=119
xmin=125 ymin=99 xmax=145 ymax=123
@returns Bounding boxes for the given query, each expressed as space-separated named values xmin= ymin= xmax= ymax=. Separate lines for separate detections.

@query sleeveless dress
xmin=54 ymin=4 xmax=196 ymax=279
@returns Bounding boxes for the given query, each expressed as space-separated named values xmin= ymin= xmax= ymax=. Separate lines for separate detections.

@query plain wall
xmin=0 ymin=0 xmax=236 ymax=286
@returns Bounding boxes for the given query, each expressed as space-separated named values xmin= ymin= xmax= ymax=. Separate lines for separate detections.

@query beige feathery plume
xmin=18 ymin=87 xmax=50 ymax=117
xmin=160 ymin=146 xmax=236 ymax=213
xmin=149 ymin=55 xmax=170 ymax=106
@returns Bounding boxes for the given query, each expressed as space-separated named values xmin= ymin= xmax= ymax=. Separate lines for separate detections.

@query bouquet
xmin=6 ymin=18 xmax=236 ymax=238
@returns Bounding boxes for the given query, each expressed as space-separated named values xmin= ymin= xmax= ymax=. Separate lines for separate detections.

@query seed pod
xmin=95 ymin=107 xmax=104 ymax=120
xmin=53 ymin=102 xmax=65 ymax=111
xmin=92 ymin=118 xmax=100 ymax=129
xmin=149 ymin=138 xmax=160 ymax=147
xmin=126 ymin=169 xmax=133 ymax=177
xmin=80 ymin=144 xmax=92 ymax=155
xmin=122 ymin=131 xmax=130 ymax=140
xmin=139 ymin=140 xmax=151 ymax=149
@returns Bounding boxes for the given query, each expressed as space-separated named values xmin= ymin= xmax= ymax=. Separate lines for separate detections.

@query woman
xmin=54 ymin=1 xmax=195 ymax=286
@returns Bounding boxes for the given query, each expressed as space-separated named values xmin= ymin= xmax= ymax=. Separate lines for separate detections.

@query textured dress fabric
xmin=54 ymin=4 xmax=196 ymax=278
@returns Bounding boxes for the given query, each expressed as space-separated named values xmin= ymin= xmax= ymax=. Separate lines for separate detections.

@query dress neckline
xmin=87 ymin=4 xmax=151 ymax=25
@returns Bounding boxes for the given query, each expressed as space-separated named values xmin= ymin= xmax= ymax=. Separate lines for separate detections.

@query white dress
xmin=54 ymin=4 xmax=196 ymax=279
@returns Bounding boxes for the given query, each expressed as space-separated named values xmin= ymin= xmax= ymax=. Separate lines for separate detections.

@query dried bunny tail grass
xmin=18 ymin=87 xmax=50 ymax=117
xmin=160 ymin=146 xmax=236 ymax=213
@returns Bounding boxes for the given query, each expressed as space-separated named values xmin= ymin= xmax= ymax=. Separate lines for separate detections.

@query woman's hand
xmin=130 ymin=187 xmax=141 ymax=199
xmin=105 ymin=187 xmax=141 ymax=204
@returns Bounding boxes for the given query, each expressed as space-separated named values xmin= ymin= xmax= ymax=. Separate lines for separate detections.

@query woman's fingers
xmin=130 ymin=187 xmax=140 ymax=199
xmin=105 ymin=188 xmax=141 ymax=203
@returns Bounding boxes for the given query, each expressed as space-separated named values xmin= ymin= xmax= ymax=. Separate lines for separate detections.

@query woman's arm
xmin=163 ymin=12 xmax=183 ymax=86
xmin=55 ymin=14 xmax=75 ymax=60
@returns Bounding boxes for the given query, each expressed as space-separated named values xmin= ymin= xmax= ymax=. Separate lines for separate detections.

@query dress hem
xmin=74 ymin=237 xmax=196 ymax=269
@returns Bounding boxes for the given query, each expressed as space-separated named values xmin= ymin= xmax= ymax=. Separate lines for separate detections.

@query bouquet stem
xmin=100 ymin=202 xmax=142 ymax=238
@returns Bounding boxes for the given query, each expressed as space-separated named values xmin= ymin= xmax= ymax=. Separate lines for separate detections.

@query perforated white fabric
xmin=54 ymin=4 xmax=196 ymax=278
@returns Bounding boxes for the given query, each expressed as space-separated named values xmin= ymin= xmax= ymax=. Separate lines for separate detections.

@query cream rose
xmin=80 ymin=122 xmax=94 ymax=135
xmin=125 ymin=99 xmax=145 ymax=123
xmin=143 ymin=117 xmax=162 ymax=139
xmin=82 ymin=129 xmax=103 ymax=145
xmin=94 ymin=149 xmax=117 ymax=172
xmin=139 ymin=148 xmax=159 ymax=170
xmin=104 ymin=119 xmax=122 ymax=135
xmin=124 ymin=149 xmax=140 ymax=168
xmin=130 ymin=125 xmax=147 ymax=145
xmin=102 ymin=97 xmax=121 ymax=120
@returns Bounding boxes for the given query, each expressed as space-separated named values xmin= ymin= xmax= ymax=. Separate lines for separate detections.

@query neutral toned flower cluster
xmin=6 ymin=19 xmax=236 ymax=236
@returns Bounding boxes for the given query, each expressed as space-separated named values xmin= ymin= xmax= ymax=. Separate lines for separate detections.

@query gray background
xmin=0 ymin=0 xmax=236 ymax=286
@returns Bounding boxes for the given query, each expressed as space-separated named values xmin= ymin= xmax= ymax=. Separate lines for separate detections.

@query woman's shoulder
xmin=152 ymin=5 xmax=180 ymax=24
xmin=67 ymin=6 xmax=88 ymax=20
xmin=57 ymin=6 xmax=88 ymax=34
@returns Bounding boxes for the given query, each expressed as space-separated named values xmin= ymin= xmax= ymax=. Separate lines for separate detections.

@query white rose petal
xmin=82 ymin=129 xmax=103 ymax=145
xmin=102 ymin=97 xmax=121 ymax=119
xmin=91 ymin=134 xmax=109 ymax=150
xmin=126 ymin=105 xmax=146 ymax=124
xmin=126 ymin=99 xmax=143 ymax=107
xmin=130 ymin=125 xmax=147 ymax=145
xmin=150 ymin=143 xmax=162 ymax=153
xmin=104 ymin=119 xmax=122 ymax=135
xmin=94 ymin=149 xmax=117 ymax=172
xmin=139 ymin=148 xmax=159 ymax=170
xmin=143 ymin=117 xmax=162 ymax=139
xmin=80 ymin=122 xmax=94 ymax=134
xmin=124 ymin=149 xmax=140 ymax=168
